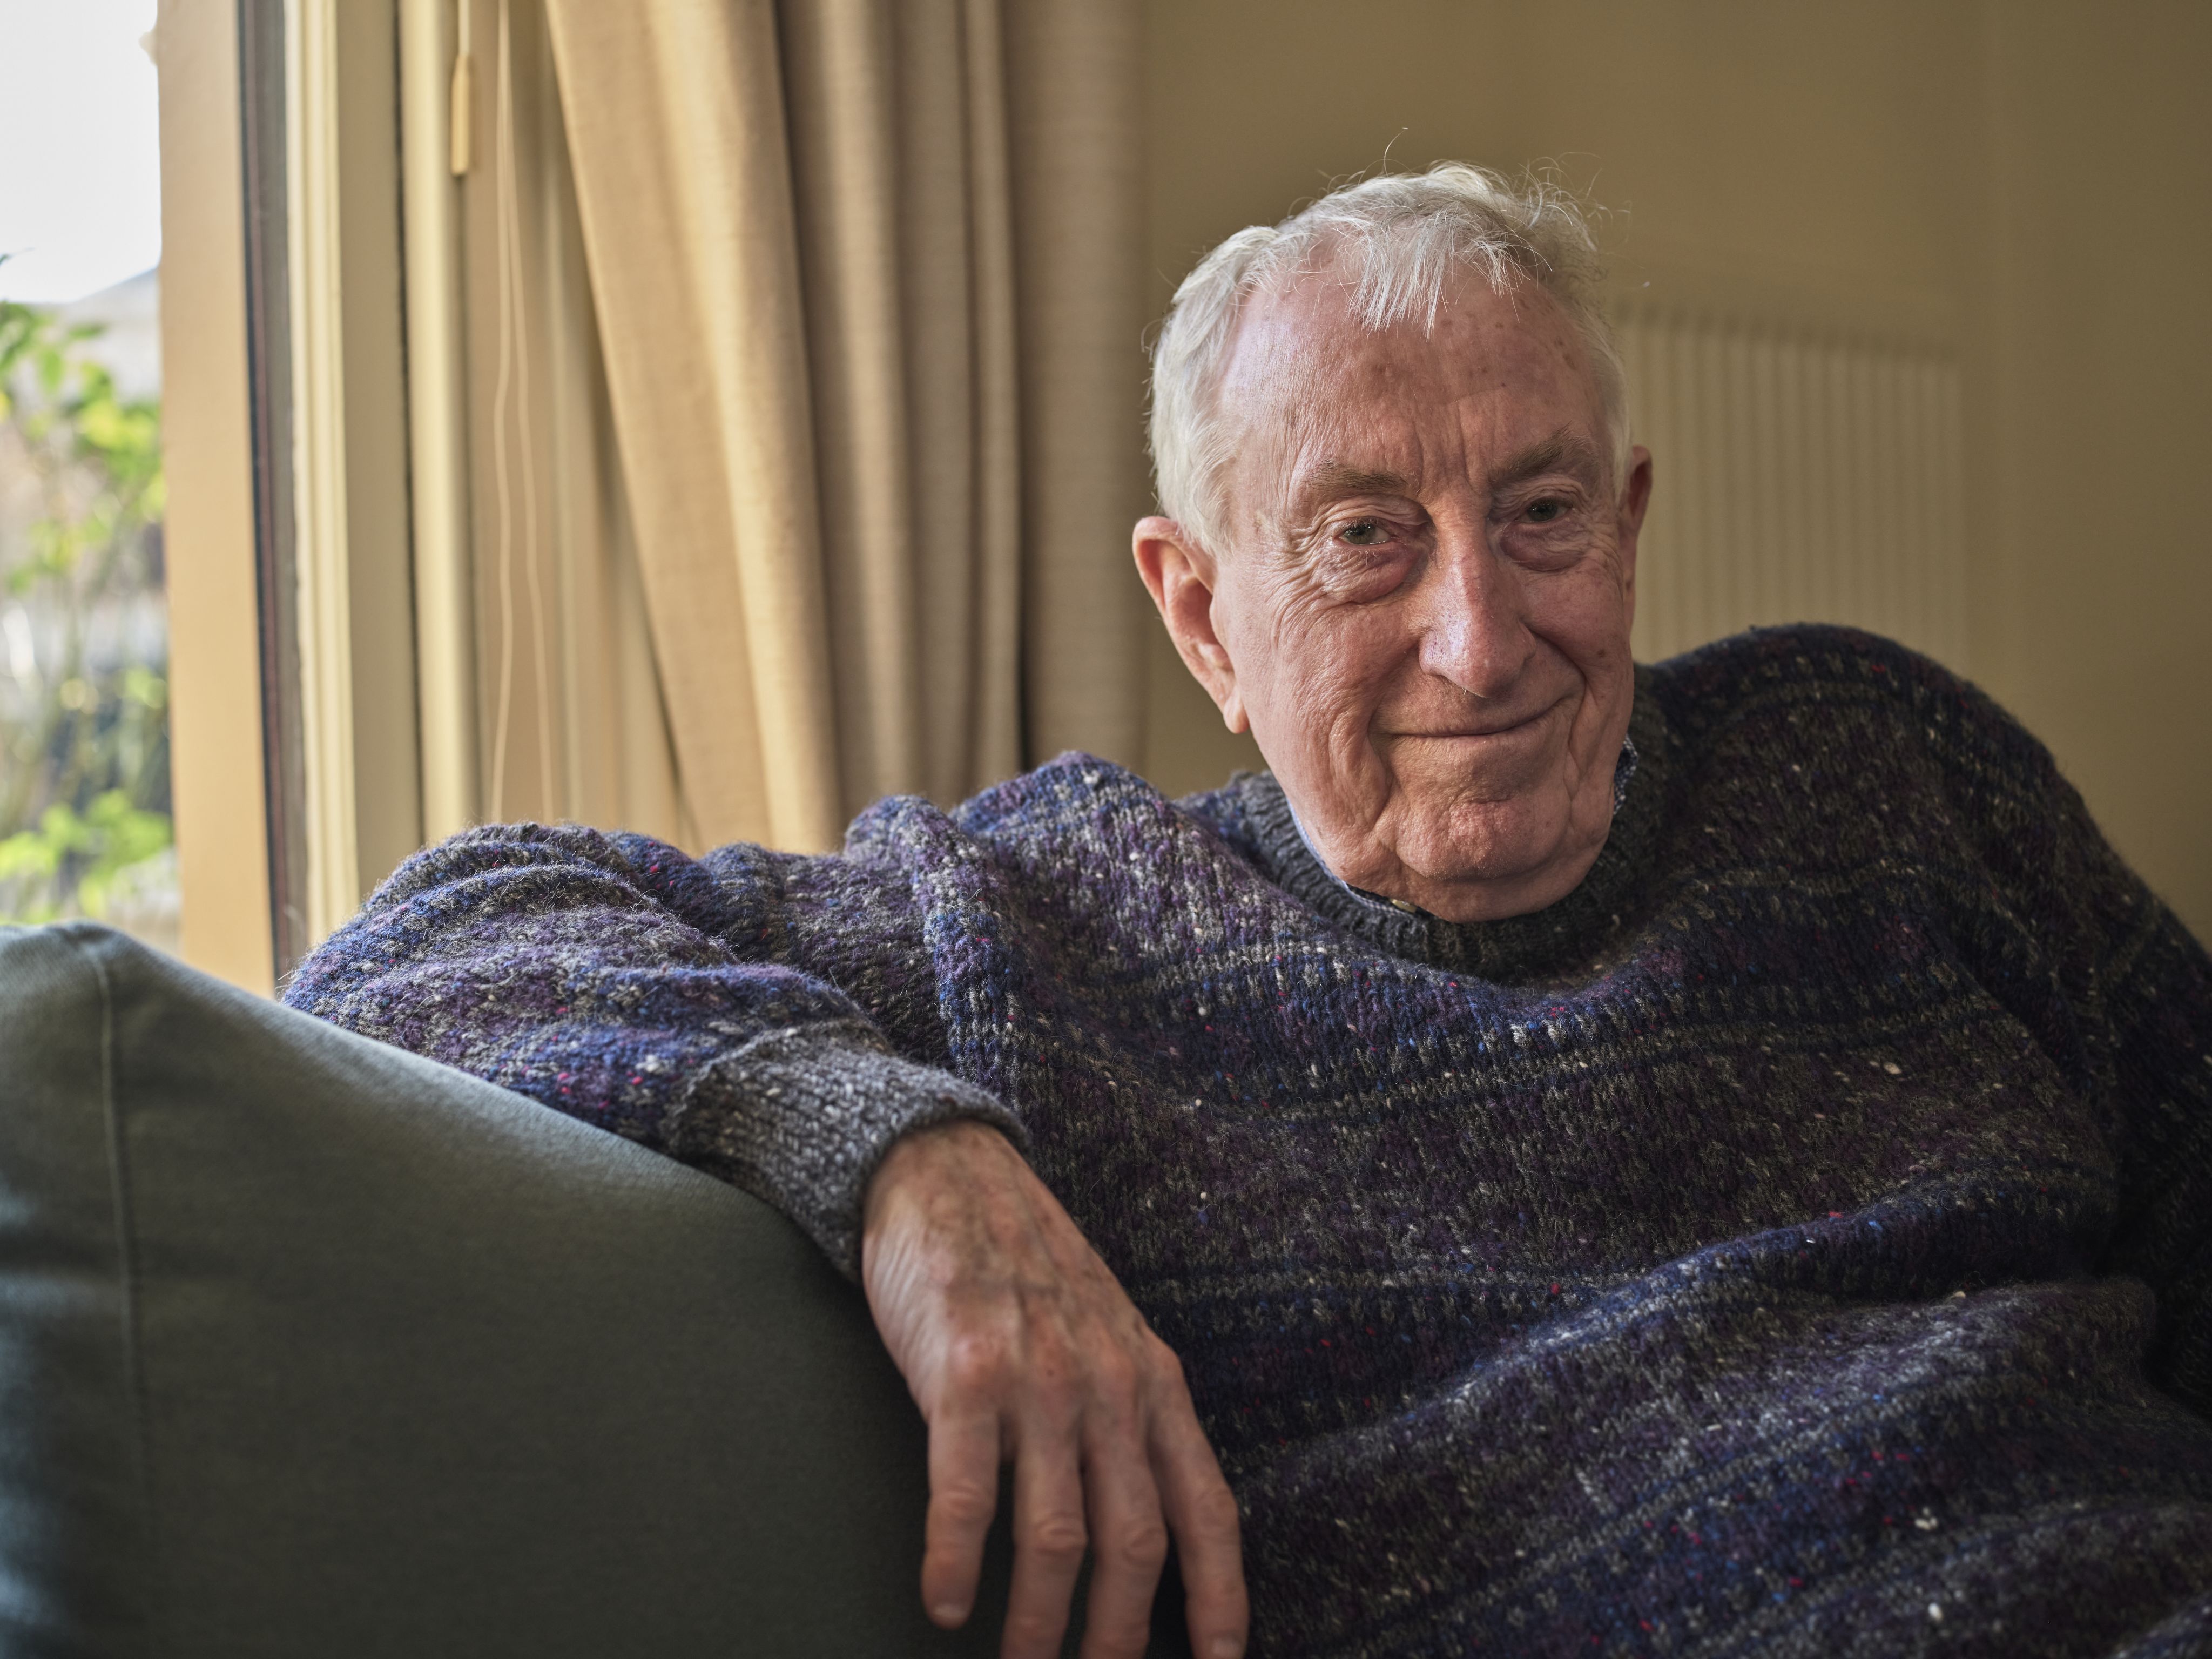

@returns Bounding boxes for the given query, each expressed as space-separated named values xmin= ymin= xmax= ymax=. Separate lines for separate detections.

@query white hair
xmin=1147 ymin=163 xmax=1630 ymax=555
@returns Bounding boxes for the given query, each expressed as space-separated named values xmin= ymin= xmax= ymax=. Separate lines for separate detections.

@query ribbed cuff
xmin=668 ymin=1021 xmax=1026 ymax=1280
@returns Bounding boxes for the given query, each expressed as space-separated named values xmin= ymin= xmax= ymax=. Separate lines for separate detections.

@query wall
xmin=1981 ymin=1 xmax=2212 ymax=940
xmin=1138 ymin=0 xmax=2211 ymax=940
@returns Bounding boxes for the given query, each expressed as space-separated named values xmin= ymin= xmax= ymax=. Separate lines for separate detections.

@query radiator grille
xmin=1615 ymin=307 xmax=1967 ymax=671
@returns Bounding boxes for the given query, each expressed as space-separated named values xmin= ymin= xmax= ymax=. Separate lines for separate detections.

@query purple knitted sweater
xmin=288 ymin=626 xmax=2212 ymax=1656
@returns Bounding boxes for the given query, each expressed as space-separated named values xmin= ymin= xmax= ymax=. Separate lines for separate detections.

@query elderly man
xmin=290 ymin=166 xmax=2212 ymax=1657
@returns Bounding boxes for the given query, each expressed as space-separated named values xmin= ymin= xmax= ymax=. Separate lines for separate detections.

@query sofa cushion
xmin=0 ymin=922 xmax=1009 ymax=1656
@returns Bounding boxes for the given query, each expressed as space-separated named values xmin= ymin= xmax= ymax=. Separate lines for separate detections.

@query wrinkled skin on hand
xmin=862 ymin=1120 xmax=1249 ymax=1659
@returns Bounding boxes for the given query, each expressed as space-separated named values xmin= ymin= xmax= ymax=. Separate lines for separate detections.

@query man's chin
xmin=1403 ymin=796 xmax=1564 ymax=879
xmin=1379 ymin=797 xmax=1601 ymax=918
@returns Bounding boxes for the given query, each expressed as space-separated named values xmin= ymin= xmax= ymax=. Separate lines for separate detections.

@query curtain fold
xmin=539 ymin=0 xmax=839 ymax=849
xmin=449 ymin=0 xmax=690 ymax=848
xmin=541 ymin=0 xmax=1147 ymax=849
xmin=1003 ymin=0 xmax=1149 ymax=766
xmin=778 ymin=0 xmax=1027 ymax=811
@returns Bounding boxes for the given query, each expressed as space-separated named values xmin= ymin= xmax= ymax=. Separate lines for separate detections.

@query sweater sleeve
xmin=1932 ymin=663 xmax=2212 ymax=1417
xmin=2081 ymin=851 xmax=2212 ymax=1417
xmin=281 ymin=821 xmax=1022 ymax=1278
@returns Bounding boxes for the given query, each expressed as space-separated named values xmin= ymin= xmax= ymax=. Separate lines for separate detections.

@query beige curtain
xmin=533 ymin=0 xmax=1151 ymax=851
xmin=446 ymin=0 xmax=692 ymax=847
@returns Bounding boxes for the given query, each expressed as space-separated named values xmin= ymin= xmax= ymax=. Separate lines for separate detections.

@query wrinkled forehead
xmin=1211 ymin=265 xmax=1604 ymax=523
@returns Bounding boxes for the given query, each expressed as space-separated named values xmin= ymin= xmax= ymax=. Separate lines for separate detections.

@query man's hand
xmin=862 ymin=1119 xmax=1248 ymax=1659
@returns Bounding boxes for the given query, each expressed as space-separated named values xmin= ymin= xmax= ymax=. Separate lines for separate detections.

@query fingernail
xmin=1209 ymin=1639 xmax=1244 ymax=1658
xmin=932 ymin=1603 xmax=968 ymax=1626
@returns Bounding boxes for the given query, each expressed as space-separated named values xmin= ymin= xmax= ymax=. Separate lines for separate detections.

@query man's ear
xmin=1132 ymin=516 xmax=1247 ymax=733
xmin=1614 ymin=446 xmax=1654 ymax=627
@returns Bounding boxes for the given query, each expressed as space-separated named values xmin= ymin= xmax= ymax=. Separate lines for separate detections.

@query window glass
xmin=0 ymin=0 xmax=173 ymax=951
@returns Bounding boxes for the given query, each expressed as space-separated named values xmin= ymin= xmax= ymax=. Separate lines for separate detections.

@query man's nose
xmin=1416 ymin=525 xmax=1530 ymax=701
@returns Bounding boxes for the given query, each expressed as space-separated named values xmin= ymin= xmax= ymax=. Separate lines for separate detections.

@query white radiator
xmin=1614 ymin=307 xmax=1967 ymax=671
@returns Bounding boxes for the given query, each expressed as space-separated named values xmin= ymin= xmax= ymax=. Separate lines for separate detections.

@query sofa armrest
xmin=0 ymin=922 xmax=1010 ymax=1657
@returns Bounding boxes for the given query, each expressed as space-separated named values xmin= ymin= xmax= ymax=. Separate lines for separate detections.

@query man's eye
xmin=1339 ymin=518 xmax=1390 ymax=547
xmin=1525 ymin=497 xmax=1570 ymax=524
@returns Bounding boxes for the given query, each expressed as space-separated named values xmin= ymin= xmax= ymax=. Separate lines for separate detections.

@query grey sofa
xmin=0 ymin=921 xmax=1040 ymax=1656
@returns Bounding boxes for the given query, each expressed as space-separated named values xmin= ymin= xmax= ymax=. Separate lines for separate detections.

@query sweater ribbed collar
xmin=1237 ymin=667 xmax=1671 ymax=982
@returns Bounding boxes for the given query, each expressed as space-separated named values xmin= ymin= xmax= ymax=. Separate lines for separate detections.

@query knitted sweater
xmin=288 ymin=625 xmax=2212 ymax=1657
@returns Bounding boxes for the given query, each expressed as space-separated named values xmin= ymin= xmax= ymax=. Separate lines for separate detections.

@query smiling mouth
xmin=1384 ymin=699 xmax=1565 ymax=743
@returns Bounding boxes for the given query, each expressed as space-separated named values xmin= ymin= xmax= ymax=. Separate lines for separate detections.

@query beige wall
xmin=1139 ymin=0 xmax=2211 ymax=940
xmin=1982 ymin=2 xmax=2212 ymax=941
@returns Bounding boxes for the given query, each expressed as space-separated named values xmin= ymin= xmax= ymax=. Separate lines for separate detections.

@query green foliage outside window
xmin=0 ymin=273 xmax=173 ymax=936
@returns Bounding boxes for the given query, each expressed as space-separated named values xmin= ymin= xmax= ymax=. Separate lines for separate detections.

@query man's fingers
xmin=1075 ymin=1406 xmax=1171 ymax=1659
xmin=1152 ymin=1388 xmax=1249 ymax=1659
xmin=868 ymin=1129 xmax=1244 ymax=1655
xmin=1002 ymin=1428 xmax=1089 ymax=1659
xmin=922 ymin=1407 xmax=1003 ymax=1629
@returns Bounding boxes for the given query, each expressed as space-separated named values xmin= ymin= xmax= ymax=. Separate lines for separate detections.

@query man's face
xmin=1136 ymin=269 xmax=1653 ymax=923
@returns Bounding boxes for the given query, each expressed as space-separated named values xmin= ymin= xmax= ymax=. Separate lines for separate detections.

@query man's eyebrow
xmin=1290 ymin=462 xmax=1413 ymax=510
xmin=1488 ymin=432 xmax=1603 ymax=490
